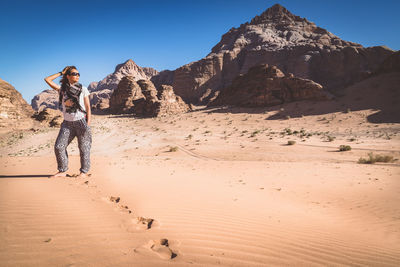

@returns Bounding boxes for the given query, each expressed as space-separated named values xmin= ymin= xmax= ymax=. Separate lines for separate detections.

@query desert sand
xmin=1 ymin=86 xmax=400 ymax=266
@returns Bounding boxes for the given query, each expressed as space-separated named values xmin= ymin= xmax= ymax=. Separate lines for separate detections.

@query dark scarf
xmin=59 ymin=82 xmax=86 ymax=113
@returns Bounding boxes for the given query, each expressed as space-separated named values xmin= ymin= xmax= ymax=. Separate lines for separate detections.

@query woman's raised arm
xmin=44 ymin=72 xmax=61 ymax=91
xmin=44 ymin=67 xmax=69 ymax=91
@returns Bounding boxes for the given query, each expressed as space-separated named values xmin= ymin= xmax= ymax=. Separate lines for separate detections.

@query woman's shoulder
xmin=82 ymin=85 xmax=90 ymax=96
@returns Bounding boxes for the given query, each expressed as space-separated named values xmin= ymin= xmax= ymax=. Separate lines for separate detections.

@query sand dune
xmin=1 ymin=101 xmax=399 ymax=266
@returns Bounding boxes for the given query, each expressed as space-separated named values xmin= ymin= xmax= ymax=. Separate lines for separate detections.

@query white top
xmin=62 ymin=85 xmax=90 ymax=121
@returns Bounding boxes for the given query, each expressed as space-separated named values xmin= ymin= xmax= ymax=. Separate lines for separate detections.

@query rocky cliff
xmin=164 ymin=4 xmax=393 ymax=104
xmin=110 ymin=78 xmax=189 ymax=117
xmin=109 ymin=76 xmax=144 ymax=114
xmin=31 ymin=89 xmax=59 ymax=111
xmin=90 ymin=59 xmax=158 ymax=109
xmin=93 ymin=59 xmax=158 ymax=92
xmin=209 ymin=64 xmax=328 ymax=107
xmin=0 ymin=78 xmax=35 ymax=128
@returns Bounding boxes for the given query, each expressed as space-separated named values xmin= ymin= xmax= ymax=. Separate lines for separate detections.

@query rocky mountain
xmin=32 ymin=59 xmax=158 ymax=111
xmin=89 ymin=59 xmax=158 ymax=109
xmin=110 ymin=78 xmax=189 ymax=117
xmin=209 ymin=64 xmax=328 ymax=107
xmin=162 ymin=4 xmax=393 ymax=104
xmin=31 ymin=89 xmax=58 ymax=111
xmin=93 ymin=59 xmax=158 ymax=92
xmin=109 ymin=76 xmax=144 ymax=114
xmin=0 ymin=78 xmax=35 ymax=128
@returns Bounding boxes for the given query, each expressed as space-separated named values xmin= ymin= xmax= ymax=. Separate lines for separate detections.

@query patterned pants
xmin=54 ymin=119 xmax=92 ymax=173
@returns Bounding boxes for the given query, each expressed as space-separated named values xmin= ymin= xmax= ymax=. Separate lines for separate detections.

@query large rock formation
xmin=89 ymin=89 xmax=111 ymax=111
xmin=93 ymin=59 xmax=158 ymax=93
xmin=209 ymin=64 xmax=328 ymax=107
xmin=133 ymin=80 xmax=190 ymax=117
xmin=0 ymin=78 xmax=35 ymax=129
xmin=374 ymin=50 xmax=400 ymax=75
xmin=31 ymin=89 xmax=59 ymax=111
xmin=88 ymin=59 xmax=158 ymax=110
xmin=109 ymin=76 xmax=144 ymax=114
xmin=87 ymin=81 xmax=98 ymax=92
xmin=156 ymin=4 xmax=393 ymax=104
xmin=110 ymin=78 xmax=189 ymax=117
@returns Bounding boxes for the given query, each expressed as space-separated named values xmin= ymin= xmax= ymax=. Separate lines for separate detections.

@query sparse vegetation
xmin=358 ymin=153 xmax=395 ymax=164
xmin=327 ymin=136 xmax=335 ymax=142
xmin=339 ymin=145 xmax=351 ymax=151
xmin=168 ymin=146 xmax=179 ymax=152
xmin=250 ymin=130 xmax=260 ymax=137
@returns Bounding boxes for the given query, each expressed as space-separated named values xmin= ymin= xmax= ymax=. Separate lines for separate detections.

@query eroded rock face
xmin=374 ymin=50 xmax=400 ymax=75
xmin=109 ymin=76 xmax=144 ymax=114
xmin=163 ymin=4 xmax=393 ymax=104
xmin=209 ymin=64 xmax=328 ymax=107
xmin=133 ymin=80 xmax=190 ymax=117
xmin=89 ymin=89 xmax=112 ymax=111
xmin=31 ymin=89 xmax=59 ymax=111
xmin=0 ymin=78 xmax=34 ymax=128
xmin=157 ymin=85 xmax=191 ymax=116
xmin=93 ymin=59 xmax=158 ymax=92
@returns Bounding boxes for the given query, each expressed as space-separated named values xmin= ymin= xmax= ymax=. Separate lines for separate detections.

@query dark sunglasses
xmin=69 ymin=72 xmax=80 ymax=77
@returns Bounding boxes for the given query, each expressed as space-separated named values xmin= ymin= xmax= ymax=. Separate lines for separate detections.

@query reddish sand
xmin=1 ymin=76 xmax=400 ymax=266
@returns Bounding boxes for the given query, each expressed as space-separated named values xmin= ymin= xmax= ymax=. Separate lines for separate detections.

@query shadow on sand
xmin=0 ymin=175 xmax=50 ymax=179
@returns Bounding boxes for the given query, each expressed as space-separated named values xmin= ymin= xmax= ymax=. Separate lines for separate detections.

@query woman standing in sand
xmin=44 ymin=66 xmax=92 ymax=178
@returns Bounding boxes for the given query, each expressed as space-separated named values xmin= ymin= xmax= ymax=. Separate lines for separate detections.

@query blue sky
xmin=1 ymin=0 xmax=399 ymax=103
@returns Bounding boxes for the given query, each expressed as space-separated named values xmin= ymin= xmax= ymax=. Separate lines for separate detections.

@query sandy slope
xmin=1 ymin=85 xmax=400 ymax=266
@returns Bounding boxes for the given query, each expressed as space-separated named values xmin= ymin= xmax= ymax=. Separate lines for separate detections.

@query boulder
xmin=109 ymin=76 xmax=143 ymax=114
xmin=209 ymin=64 xmax=329 ymax=107
xmin=133 ymin=80 xmax=190 ymax=117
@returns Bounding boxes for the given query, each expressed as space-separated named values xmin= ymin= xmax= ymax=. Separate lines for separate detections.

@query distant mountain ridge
xmin=92 ymin=59 xmax=158 ymax=92
xmin=166 ymin=3 xmax=393 ymax=104
xmin=32 ymin=3 xmax=396 ymax=110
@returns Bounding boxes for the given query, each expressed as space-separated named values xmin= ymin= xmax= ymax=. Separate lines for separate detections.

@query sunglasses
xmin=69 ymin=72 xmax=80 ymax=77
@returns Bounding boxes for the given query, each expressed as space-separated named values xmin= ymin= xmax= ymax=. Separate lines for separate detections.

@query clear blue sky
xmin=1 ymin=0 xmax=399 ymax=103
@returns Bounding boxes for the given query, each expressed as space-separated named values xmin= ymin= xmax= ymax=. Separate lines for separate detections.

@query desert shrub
xmin=287 ymin=140 xmax=296 ymax=145
xmin=358 ymin=153 xmax=394 ymax=164
xmin=339 ymin=145 xmax=351 ymax=151
xmin=251 ymin=130 xmax=260 ymax=137
xmin=284 ymin=128 xmax=292 ymax=135
xmin=168 ymin=146 xmax=178 ymax=152
xmin=327 ymin=136 xmax=335 ymax=142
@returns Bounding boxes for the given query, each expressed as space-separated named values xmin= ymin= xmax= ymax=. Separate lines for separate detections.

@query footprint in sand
xmin=124 ymin=216 xmax=159 ymax=232
xmin=147 ymin=239 xmax=177 ymax=260
xmin=109 ymin=196 xmax=120 ymax=203
xmin=119 ymin=204 xmax=132 ymax=214
xmin=136 ymin=217 xmax=154 ymax=230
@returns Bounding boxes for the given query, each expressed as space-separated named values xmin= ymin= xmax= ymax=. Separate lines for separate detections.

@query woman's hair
xmin=59 ymin=66 xmax=77 ymax=107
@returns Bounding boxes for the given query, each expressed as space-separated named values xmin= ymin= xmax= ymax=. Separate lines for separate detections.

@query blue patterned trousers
xmin=54 ymin=119 xmax=92 ymax=173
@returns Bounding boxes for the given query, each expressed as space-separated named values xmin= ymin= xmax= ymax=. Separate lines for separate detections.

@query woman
xmin=44 ymin=66 xmax=92 ymax=178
